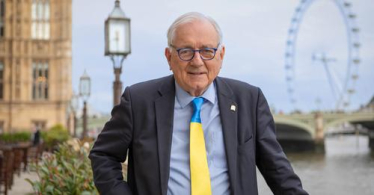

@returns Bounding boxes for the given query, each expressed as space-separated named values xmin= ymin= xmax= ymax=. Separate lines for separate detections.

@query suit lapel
xmin=216 ymin=77 xmax=238 ymax=195
xmin=155 ymin=76 xmax=175 ymax=195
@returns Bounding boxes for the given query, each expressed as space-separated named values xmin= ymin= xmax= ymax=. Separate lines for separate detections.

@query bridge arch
xmin=275 ymin=123 xmax=313 ymax=141
xmin=324 ymin=114 xmax=374 ymax=131
xmin=274 ymin=118 xmax=315 ymax=152
xmin=274 ymin=117 xmax=315 ymax=139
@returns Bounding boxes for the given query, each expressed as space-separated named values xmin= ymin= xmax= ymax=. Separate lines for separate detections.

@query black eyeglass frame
xmin=170 ymin=44 xmax=220 ymax=61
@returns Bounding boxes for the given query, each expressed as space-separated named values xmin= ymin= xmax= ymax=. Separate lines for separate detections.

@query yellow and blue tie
xmin=190 ymin=97 xmax=212 ymax=195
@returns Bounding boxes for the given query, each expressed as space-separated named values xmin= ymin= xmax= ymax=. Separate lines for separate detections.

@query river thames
xmin=257 ymin=135 xmax=374 ymax=195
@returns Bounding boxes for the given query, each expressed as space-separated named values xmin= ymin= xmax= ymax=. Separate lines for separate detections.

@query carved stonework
xmin=16 ymin=23 xmax=21 ymax=37
xmin=16 ymin=41 xmax=21 ymax=52
xmin=15 ymin=61 xmax=21 ymax=99
xmin=24 ymin=41 xmax=28 ymax=54
xmin=0 ymin=42 xmax=5 ymax=54
xmin=32 ymin=41 xmax=51 ymax=56
xmin=8 ymin=41 xmax=12 ymax=54
xmin=15 ymin=0 xmax=22 ymax=38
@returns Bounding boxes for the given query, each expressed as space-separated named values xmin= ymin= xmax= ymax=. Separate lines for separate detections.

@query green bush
xmin=41 ymin=124 xmax=70 ymax=150
xmin=27 ymin=139 xmax=98 ymax=195
xmin=0 ymin=131 xmax=32 ymax=143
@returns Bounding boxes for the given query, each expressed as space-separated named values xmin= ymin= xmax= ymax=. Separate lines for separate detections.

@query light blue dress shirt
xmin=167 ymin=82 xmax=230 ymax=195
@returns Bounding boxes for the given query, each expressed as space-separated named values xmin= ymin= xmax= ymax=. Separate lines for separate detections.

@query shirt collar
xmin=175 ymin=81 xmax=217 ymax=108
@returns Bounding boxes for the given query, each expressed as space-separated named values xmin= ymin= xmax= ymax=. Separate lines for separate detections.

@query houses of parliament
xmin=0 ymin=0 xmax=73 ymax=133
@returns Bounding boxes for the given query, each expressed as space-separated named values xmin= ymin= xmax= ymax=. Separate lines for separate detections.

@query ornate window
xmin=32 ymin=61 xmax=48 ymax=100
xmin=31 ymin=0 xmax=50 ymax=40
xmin=0 ymin=61 xmax=3 ymax=99
xmin=0 ymin=0 xmax=4 ymax=37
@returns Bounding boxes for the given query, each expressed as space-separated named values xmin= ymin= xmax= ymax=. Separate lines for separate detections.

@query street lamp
xmin=70 ymin=91 xmax=80 ymax=137
xmin=105 ymin=0 xmax=131 ymax=106
xmin=79 ymin=70 xmax=91 ymax=139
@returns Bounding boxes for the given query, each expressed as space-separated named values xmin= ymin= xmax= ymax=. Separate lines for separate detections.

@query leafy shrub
xmin=27 ymin=139 xmax=98 ymax=195
xmin=0 ymin=131 xmax=32 ymax=143
xmin=41 ymin=124 xmax=70 ymax=150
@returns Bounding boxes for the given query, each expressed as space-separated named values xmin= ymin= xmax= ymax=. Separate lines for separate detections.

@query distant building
xmin=368 ymin=96 xmax=374 ymax=109
xmin=0 ymin=0 xmax=72 ymax=133
xmin=358 ymin=96 xmax=374 ymax=113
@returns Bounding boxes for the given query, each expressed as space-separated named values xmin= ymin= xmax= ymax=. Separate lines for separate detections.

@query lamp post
xmin=71 ymin=91 xmax=80 ymax=137
xmin=105 ymin=0 xmax=131 ymax=106
xmin=79 ymin=70 xmax=91 ymax=139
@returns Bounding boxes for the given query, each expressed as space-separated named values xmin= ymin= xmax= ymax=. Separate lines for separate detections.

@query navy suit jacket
xmin=89 ymin=75 xmax=308 ymax=195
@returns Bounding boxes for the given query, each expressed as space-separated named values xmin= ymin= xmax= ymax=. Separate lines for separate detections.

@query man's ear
xmin=165 ymin=47 xmax=172 ymax=67
xmin=219 ymin=45 xmax=225 ymax=60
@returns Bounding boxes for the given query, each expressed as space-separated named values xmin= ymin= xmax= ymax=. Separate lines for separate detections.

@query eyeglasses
xmin=170 ymin=44 xmax=220 ymax=61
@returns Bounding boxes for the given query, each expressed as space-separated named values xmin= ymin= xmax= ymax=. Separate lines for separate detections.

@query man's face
xmin=165 ymin=20 xmax=225 ymax=96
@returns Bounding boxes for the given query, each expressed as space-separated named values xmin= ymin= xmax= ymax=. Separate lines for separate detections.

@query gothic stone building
xmin=0 ymin=0 xmax=72 ymax=133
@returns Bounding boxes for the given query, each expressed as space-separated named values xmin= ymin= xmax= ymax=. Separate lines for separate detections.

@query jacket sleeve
xmin=89 ymin=87 xmax=134 ymax=195
xmin=255 ymin=88 xmax=309 ymax=195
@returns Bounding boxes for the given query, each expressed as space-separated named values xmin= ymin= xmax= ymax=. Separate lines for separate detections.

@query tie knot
xmin=191 ymin=97 xmax=204 ymax=123
xmin=192 ymin=97 xmax=204 ymax=110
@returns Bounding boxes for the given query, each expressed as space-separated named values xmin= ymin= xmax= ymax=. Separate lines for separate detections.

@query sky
xmin=72 ymin=0 xmax=374 ymax=114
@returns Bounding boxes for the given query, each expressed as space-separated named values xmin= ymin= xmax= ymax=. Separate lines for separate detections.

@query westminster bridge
xmin=76 ymin=110 xmax=374 ymax=152
xmin=273 ymin=111 xmax=374 ymax=152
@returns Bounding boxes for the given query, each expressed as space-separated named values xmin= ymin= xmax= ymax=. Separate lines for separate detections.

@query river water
xmin=257 ymin=135 xmax=374 ymax=195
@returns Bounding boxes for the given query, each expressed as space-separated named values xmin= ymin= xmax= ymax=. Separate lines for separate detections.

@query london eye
xmin=285 ymin=0 xmax=360 ymax=111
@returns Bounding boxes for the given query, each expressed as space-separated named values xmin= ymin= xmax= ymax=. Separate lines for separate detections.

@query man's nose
xmin=190 ymin=51 xmax=204 ymax=66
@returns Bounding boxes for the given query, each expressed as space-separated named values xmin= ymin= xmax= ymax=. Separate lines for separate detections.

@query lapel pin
xmin=230 ymin=105 xmax=236 ymax=111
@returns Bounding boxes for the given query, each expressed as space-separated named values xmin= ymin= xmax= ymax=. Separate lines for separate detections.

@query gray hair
xmin=167 ymin=12 xmax=223 ymax=47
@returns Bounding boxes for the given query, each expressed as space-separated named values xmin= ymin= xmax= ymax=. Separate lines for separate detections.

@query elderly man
xmin=89 ymin=12 xmax=308 ymax=195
